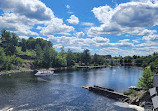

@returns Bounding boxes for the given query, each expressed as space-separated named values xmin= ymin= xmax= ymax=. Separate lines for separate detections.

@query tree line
xmin=0 ymin=30 xmax=108 ymax=70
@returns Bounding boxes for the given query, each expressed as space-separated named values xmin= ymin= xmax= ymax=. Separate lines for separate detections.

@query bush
xmin=137 ymin=68 xmax=154 ymax=90
xmin=123 ymin=89 xmax=138 ymax=97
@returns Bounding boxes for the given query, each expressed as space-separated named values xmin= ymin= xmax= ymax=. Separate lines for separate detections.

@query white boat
xmin=35 ymin=70 xmax=54 ymax=76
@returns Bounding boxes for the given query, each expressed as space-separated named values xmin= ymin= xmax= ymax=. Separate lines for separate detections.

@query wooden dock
xmin=82 ymin=85 xmax=130 ymax=102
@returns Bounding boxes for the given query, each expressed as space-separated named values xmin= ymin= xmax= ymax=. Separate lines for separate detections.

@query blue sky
xmin=0 ymin=0 xmax=158 ymax=56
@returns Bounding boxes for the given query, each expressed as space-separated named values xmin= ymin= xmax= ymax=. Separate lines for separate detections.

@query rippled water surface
xmin=0 ymin=66 xmax=142 ymax=111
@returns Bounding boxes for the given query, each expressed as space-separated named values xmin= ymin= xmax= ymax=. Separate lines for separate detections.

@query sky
xmin=0 ymin=0 xmax=158 ymax=56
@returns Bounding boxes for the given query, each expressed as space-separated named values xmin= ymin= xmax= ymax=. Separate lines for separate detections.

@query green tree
xmin=60 ymin=46 xmax=65 ymax=57
xmin=35 ymin=44 xmax=43 ymax=67
xmin=138 ymin=68 xmax=154 ymax=90
xmin=42 ymin=45 xmax=52 ymax=68
xmin=0 ymin=47 xmax=5 ymax=69
xmin=21 ymin=39 xmax=27 ymax=52
xmin=93 ymin=53 xmax=98 ymax=65
xmin=66 ymin=49 xmax=75 ymax=67
xmin=0 ymin=30 xmax=18 ymax=55
xmin=55 ymin=54 xmax=67 ymax=67
xmin=81 ymin=49 xmax=91 ymax=65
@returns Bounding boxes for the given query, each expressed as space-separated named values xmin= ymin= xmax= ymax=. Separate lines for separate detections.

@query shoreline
xmin=0 ymin=65 xmax=107 ymax=75
xmin=0 ymin=69 xmax=35 ymax=75
xmin=82 ymin=85 xmax=146 ymax=110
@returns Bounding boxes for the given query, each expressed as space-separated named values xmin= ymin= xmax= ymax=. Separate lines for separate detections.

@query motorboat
xmin=35 ymin=70 xmax=54 ymax=76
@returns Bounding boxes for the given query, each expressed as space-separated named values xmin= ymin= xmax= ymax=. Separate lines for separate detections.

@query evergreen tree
xmin=21 ymin=39 xmax=27 ymax=52
xmin=82 ymin=49 xmax=91 ymax=65
xmin=66 ymin=49 xmax=75 ymax=67
xmin=35 ymin=44 xmax=43 ymax=67
xmin=138 ymin=68 xmax=154 ymax=90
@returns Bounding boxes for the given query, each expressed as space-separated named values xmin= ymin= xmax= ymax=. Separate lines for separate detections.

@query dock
xmin=82 ymin=85 xmax=130 ymax=102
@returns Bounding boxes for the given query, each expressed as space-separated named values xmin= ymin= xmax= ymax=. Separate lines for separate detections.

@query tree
xmin=35 ymin=44 xmax=43 ymax=67
xmin=66 ymin=49 xmax=75 ymax=67
xmin=26 ymin=37 xmax=36 ymax=50
xmin=42 ymin=45 xmax=52 ymax=68
xmin=138 ymin=68 xmax=154 ymax=90
xmin=93 ymin=53 xmax=98 ymax=65
xmin=21 ymin=39 xmax=27 ymax=52
xmin=60 ymin=46 xmax=65 ymax=57
xmin=55 ymin=54 xmax=67 ymax=67
xmin=0 ymin=30 xmax=18 ymax=55
xmin=0 ymin=47 xmax=5 ymax=68
xmin=81 ymin=49 xmax=91 ymax=65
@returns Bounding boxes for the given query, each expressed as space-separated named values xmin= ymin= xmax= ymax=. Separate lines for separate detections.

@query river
xmin=0 ymin=66 xmax=143 ymax=111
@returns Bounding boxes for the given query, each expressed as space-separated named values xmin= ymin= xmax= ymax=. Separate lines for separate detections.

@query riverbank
xmin=0 ymin=69 xmax=35 ymax=75
xmin=124 ymin=89 xmax=152 ymax=107
xmin=82 ymin=85 xmax=147 ymax=110
xmin=0 ymin=65 xmax=107 ymax=75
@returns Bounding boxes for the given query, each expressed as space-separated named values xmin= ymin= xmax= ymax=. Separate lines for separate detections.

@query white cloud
xmin=48 ymin=35 xmax=134 ymax=49
xmin=40 ymin=18 xmax=74 ymax=36
xmin=92 ymin=5 xmax=113 ymax=24
xmin=98 ymin=46 xmax=158 ymax=56
xmin=67 ymin=15 xmax=79 ymax=25
xmin=0 ymin=0 xmax=54 ymax=21
xmin=0 ymin=13 xmax=39 ymax=36
xmin=93 ymin=37 xmax=110 ymax=43
xmin=81 ymin=22 xmax=94 ymax=27
xmin=88 ymin=1 xmax=158 ymax=37
xmin=138 ymin=29 xmax=157 ymax=35
xmin=66 ymin=5 xmax=70 ymax=9
xmin=142 ymin=35 xmax=158 ymax=42
xmin=76 ymin=32 xmax=85 ymax=37
xmin=119 ymin=39 xmax=130 ymax=43
xmin=19 ymin=36 xmax=29 ymax=40
xmin=0 ymin=0 xmax=74 ymax=36
xmin=132 ymin=40 xmax=139 ymax=43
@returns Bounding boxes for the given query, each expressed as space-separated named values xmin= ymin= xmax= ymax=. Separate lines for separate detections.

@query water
xmin=0 ymin=66 xmax=143 ymax=111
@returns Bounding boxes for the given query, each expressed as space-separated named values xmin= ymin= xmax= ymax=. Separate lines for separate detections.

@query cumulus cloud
xmin=48 ymin=35 xmax=134 ymax=50
xmin=48 ymin=36 xmax=110 ymax=48
xmin=98 ymin=46 xmax=158 ymax=56
xmin=0 ymin=0 xmax=74 ymax=36
xmin=0 ymin=0 xmax=54 ymax=21
xmin=67 ymin=15 xmax=79 ymax=25
xmin=76 ymin=32 xmax=85 ymax=37
xmin=0 ymin=13 xmax=38 ymax=36
xmin=40 ymin=18 xmax=74 ymax=36
xmin=88 ymin=1 xmax=158 ymax=37
xmin=142 ymin=35 xmax=158 ymax=42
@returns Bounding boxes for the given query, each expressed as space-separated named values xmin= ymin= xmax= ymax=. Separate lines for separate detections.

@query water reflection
xmin=0 ymin=66 xmax=142 ymax=111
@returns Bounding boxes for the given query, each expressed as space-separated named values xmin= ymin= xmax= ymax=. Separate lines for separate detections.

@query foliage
xmin=16 ymin=47 xmax=36 ymax=57
xmin=66 ymin=49 xmax=75 ymax=67
xmin=123 ymin=89 xmax=138 ymax=97
xmin=81 ymin=49 xmax=91 ymax=65
xmin=0 ymin=47 xmax=5 ymax=65
xmin=137 ymin=68 xmax=154 ymax=90
xmin=0 ymin=29 xmax=19 ymax=55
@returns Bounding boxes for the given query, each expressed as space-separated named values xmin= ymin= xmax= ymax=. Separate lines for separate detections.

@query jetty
xmin=82 ymin=85 xmax=130 ymax=102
